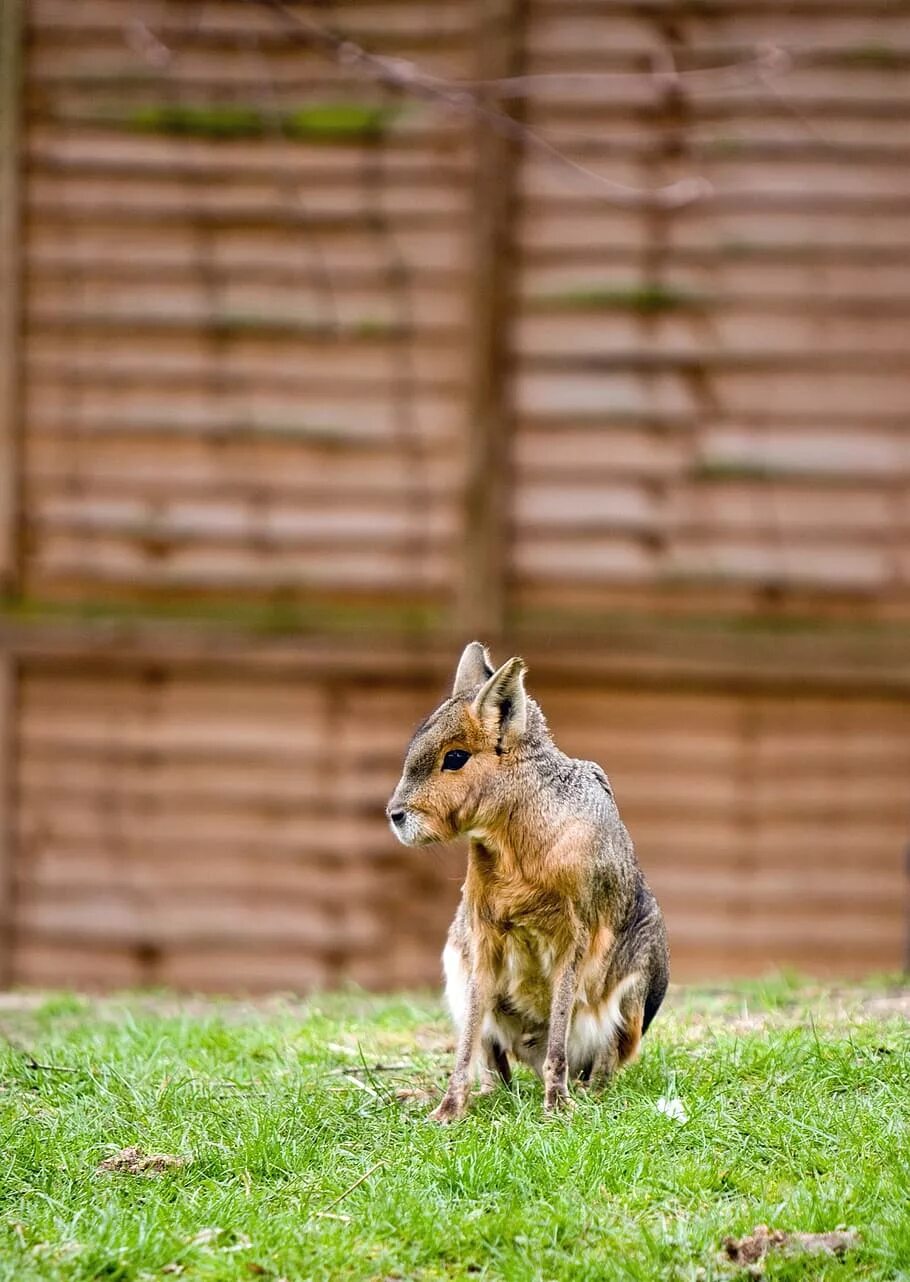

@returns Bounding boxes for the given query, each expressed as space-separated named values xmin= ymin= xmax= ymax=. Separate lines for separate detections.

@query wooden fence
xmin=0 ymin=0 xmax=908 ymax=987
xmin=7 ymin=0 xmax=910 ymax=624
xmin=0 ymin=624 xmax=907 ymax=988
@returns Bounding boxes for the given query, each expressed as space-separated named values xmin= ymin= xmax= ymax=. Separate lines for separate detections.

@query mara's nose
xmin=386 ymin=805 xmax=406 ymax=826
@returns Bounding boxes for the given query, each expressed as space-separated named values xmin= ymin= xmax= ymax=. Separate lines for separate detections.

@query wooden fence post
xmin=459 ymin=0 xmax=526 ymax=641
xmin=0 ymin=0 xmax=24 ymax=596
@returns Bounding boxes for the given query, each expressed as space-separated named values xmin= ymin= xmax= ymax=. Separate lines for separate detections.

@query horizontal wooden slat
xmin=27 ymin=222 xmax=468 ymax=272
xmin=28 ymin=333 xmax=463 ymax=380
xmin=26 ymin=546 xmax=452 ymax=595
xmin=516 ymin=311 xmax=910 ymax=359
xmin=28 ymin=0 xmax=475 ymax=45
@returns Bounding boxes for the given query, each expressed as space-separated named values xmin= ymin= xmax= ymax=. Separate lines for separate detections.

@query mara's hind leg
xmin=615 ymin=997 xmax=644 ymax=1068
xmin=595 ymin=927 xmax=670 ymax=1082
xmin=604 ymin=964 xmax=671 ymax=1082
xmin=586 ymin=972 xmax=649 ymax=1085
xmin=641 ymin=962 xmax=668 ymax=1038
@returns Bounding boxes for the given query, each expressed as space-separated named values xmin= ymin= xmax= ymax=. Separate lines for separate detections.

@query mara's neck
xmin=466 ymin=782 xmax=573 ymax=880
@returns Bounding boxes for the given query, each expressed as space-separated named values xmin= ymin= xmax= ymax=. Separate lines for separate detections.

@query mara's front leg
xmin=431 ymin=972 xmax=490 ymax=1123
xmin=543 ymin=952 xmax=581 ymax=1113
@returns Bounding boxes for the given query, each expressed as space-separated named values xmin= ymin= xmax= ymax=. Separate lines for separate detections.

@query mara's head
xmin=385 ymin=642 xmax=533 ymax=847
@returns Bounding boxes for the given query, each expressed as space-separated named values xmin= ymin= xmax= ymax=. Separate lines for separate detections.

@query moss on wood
xmin=537 ymin=283 xmax=703 ymax=314
xmin=124 ymin=102 xmax=400 ymax=141
xmin=0 ymin=595 xmax=445 ymax=637
xmin=690 ymin=460 xmax=777 ymax=482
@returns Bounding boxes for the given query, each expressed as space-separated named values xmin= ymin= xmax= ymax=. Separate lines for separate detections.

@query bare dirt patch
xmin=859 ymin=992 xmax=910 ymax=1020
xmin=722 ymin=1225 xmax=860 ymax=1273
xmin=96 ymin=1146 xmax=187 ymax=1176
xmin=0 ymin=994 xmax=49 ymax=1013
xmin=661 ymin=983 xmax=910 ymax=1045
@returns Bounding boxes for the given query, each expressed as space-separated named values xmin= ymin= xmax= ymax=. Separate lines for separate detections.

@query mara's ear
xmin=472 ymin=657 xmax=527 ymax=746
xmin=452 ymin=640 xmax=494 ymax=697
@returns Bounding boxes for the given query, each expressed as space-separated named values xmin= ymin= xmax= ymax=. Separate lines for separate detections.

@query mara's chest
xmin=484 ymin=919 xmax=562 ymax=1022
xmin=472 ymin=903 xmax=614 ymax=1027
xmin=466 ymin=846 xmax=589 ymax=1018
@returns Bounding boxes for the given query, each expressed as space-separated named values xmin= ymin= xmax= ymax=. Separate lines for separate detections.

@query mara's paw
xmin=544 ymin=1084 xmax=574 ymax=1116
xmin=429 ymin=1093 xmax=467 ymax=1125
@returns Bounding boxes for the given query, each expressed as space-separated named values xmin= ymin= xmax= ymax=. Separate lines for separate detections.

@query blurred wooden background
xmin=0 ymin=0 xmax=908 ymax=989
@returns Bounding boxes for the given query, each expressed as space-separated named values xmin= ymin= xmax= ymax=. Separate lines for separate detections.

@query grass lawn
xmin=0 ymin=978 xmax=908 ymax=1281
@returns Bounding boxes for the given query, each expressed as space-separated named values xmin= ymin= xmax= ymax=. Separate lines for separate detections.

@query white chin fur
xmin=389 ymin=812 xmax=428 ymax=846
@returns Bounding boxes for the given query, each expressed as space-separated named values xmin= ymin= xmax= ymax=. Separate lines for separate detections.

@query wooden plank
xmin=0 ymin=0 xmax=23 ymax=594
xmin=459 ymin=0 xmax=526 ymax=638
xmin=26 ymin=201 xmax=465 ymax=234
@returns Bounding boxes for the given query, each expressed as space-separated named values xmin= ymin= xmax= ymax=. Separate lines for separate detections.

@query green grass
xmin=1 ymin=982 xmax=908 ymax=1281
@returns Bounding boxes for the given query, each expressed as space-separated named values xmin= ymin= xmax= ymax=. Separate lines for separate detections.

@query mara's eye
xmin=441 ymin=748 xmax=471 ymax=772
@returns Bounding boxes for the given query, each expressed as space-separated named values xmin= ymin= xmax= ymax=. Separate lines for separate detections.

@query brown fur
xmin=387 ymin=642 xmax=669 ymax=1121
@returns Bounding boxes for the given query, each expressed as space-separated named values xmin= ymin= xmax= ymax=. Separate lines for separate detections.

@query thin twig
xmin=355 ymin=1042 xmax=402 ymax=1107
xmin=756 ymin=61 xmax=840 ymax=150
xmin=460 ymin=44 xmax=793 ymax=97
xmin=340 ymin=1072 xmax=381 ymax=1098
xmin=252 ymin=0 xmax=710 ymax=209
xmin=325 ymin=1061 xmax=415 ymax=1076
xmin=319 ymin=1159 xmax=385 ymax=1215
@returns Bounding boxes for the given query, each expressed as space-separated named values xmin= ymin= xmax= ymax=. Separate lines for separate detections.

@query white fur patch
xmin=567 ymin=970 xmax=639 ymax=1068
xmin=604 ymin=970 xmax=640 ymax=1033
xmin=442 ymin=941 xmax=468 ymax=1030
xmin=568 ymin=1008 xmax=606 ymax=1066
